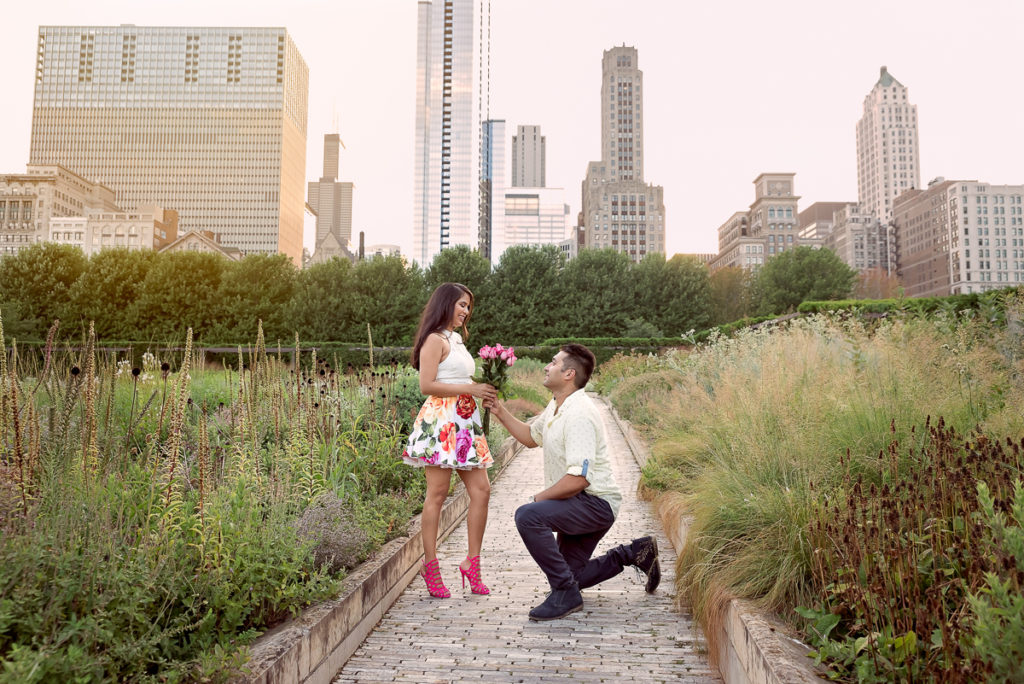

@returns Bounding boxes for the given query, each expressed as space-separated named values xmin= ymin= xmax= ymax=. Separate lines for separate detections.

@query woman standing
xmin=403 ymin=282 xmax=497 ymax=598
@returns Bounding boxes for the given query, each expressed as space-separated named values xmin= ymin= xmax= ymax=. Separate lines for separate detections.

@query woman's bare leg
xmin=456 ymin=468 xmax=491 ymax=568
xmin=422 ymin=466 xmax=451 ymax=561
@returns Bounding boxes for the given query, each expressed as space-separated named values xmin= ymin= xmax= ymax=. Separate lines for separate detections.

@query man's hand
xmin=486 ymin=398 xmax=537 ymax=448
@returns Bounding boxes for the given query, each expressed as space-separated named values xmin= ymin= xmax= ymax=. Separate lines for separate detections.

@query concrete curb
xmin=601 ymin=399 xmax=824 ymax=684
xmin=243 ymin=435 xmax=524 ymax=684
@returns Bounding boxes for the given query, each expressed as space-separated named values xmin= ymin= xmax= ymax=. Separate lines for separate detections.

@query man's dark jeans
xmin=515 ymin=491 xmax=630 ymax=591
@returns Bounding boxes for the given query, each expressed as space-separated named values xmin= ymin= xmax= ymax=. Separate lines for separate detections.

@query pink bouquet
xmin=475 ymin=343 xmax=517 ymax=433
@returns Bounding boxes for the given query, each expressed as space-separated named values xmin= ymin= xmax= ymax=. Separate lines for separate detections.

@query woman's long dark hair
xmin=411 ymin=282 xmax=474 ymax=370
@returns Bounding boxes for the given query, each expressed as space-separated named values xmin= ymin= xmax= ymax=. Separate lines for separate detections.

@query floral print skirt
xmin=403 ymin=394 xmax=493 ymax=470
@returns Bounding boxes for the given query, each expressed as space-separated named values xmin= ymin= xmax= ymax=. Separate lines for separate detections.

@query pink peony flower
xmin=455 ymin=429 xmax=473 ymax=463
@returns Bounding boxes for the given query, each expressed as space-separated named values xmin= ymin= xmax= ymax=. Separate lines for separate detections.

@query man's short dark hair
xmin=560 ymin=343 xmax=596 ymax=389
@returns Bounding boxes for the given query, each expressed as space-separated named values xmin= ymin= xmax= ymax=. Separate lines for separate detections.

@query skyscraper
xmin=512 ymin=125 xmax=545 ymax=188
xmin=580 ymin=46 xmax=665 ymax=262
xmin=29 ymin=25 xmax=309 ymax=264
xmin=856 ymin=66 xmax=920 ymax=223
xmin=308 ymin=133 xmax=354 ymax=262
xmin=479 ymin=119 xmax=505 ymax=262
xmin=413 ymin=0 xmax=491 ymax=266
xmin=480 ymin=119 xmax=568 ymax=265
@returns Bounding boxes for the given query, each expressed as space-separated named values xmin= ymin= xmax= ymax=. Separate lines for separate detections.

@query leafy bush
xmin=798 ymin=285 xmax=1020 ymax=320
xmin=800 ymin=423 xmax=1022 ymax=682
xmin=965 ymin=481 xmax=1024 ymax=682
xmin=297 ymin=493 xmax=371 ymax=573
xmin=0 ymin=466 xmax=336 ymax=683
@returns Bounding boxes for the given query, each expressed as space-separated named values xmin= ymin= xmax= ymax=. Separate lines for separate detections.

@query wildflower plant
xmin=0 ymin=324 xmax=436 ymax=680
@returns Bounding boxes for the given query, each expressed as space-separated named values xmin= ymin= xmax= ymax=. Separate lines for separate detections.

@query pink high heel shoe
xmin=460 ymin=555 xmax=490 ymax=595
xmin=420 ymin=558 xmax=450 ymax=598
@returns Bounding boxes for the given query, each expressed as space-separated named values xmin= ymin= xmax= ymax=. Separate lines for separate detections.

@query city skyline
xmin=3 ymin=0 xmax=1023 ymax=258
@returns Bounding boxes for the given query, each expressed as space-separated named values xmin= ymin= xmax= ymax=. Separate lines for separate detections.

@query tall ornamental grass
xmin=0 ymin=319 xmax=427 ymax=682
xmin=595 ymin=309 xmax=1023 ymax=672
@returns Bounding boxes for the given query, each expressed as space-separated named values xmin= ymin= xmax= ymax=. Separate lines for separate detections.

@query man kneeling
xmin=485 ymin=343 xmax=660 ymax=621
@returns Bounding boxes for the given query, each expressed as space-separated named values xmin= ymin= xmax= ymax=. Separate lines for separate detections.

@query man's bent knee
xmin=514 ymin=503 xmax=540 ymax=530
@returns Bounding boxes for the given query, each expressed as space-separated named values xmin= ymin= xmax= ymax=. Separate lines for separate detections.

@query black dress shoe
xmin=630 ymin=536 xmax=661 ymax=593
xmin=528 ymin=585 xmax=583 ymax=621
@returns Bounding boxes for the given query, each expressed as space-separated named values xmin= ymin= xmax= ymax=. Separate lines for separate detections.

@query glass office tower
xmin=413 ymin=1 xmax=490 ymax=266
xmin=30 ymin=25 xmax=309 ymax=264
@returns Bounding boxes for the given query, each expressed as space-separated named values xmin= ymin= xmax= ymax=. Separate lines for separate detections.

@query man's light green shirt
xmin=529 ymin=389 xmax=622 ymax=518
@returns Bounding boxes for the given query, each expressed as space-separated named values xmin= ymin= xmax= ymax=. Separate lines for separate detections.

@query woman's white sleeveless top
xmin=434 ymin=330 xmax=474 ymax=385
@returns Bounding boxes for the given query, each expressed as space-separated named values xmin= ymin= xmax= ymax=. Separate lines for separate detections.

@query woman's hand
xmin=471 ymin=383 xmax=498 ymax=401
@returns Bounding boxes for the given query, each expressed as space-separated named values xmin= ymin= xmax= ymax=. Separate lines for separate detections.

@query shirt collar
xmin=553 ymin=388 xmax=587 ymax=415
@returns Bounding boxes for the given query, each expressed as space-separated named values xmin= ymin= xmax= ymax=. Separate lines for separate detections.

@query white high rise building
xmin=893 ymin=179 xmax=1024 ymax=296
xmin=412 ymin=0 xmax=491 ymax=266
xmin=512 ymin=125 xmax=545 ymax=188
xmin=856 ymin=66 xmax=920 ymax=223
xmin=29 ymin=25 xmax=309 ymax=265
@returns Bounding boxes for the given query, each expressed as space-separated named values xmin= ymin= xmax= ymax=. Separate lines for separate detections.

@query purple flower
xmin=455 ymin=429 xmax=473 ymax=463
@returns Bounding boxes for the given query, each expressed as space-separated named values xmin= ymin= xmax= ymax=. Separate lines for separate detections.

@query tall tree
xmin=349 ymin=256 xmax=427 ymax=345
xmin=62 ymin=248 xmax=156 ymax=340
xmin=285 ymin=257 xmax=358 ymax=342
xmin=134 ymin=251 xmax=228 ymax=341
xmin=754 ymin=246 xmax=858 ymax=314
xmin=709 ymin=266 xmax=756 ymax=326
xmin=557 ymin=248 xmax=634 ymax=338
xmin=634 ymin=254 xmax=713 ymax=336
xmin=0 ymin=243 xmax=88 ymax=339
xmin=213 ymin=253 xmax=297 ymax=341
xmin=476 ymin=244 xmax=564 ymax=344
xmin=425 ymin=245 xmax=491 ymax=296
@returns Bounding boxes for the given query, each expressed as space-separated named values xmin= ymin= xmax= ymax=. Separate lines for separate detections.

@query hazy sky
xmin=4 ymin=0 xmax=1024 ymax=256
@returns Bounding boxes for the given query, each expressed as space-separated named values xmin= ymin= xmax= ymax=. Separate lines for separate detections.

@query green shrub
xmin=966 ymin=480 xmax=1024 ymax=682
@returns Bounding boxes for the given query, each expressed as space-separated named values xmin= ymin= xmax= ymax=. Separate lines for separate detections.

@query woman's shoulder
xmin=421 ymin=330 xmax=451 ymax=354
xmin=425 ymin=329 xmax=451 ymax=342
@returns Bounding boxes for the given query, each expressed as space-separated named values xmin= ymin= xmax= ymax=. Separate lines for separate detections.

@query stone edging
xmin=600 ymin=398 xmax=824 ymax=684
xmin=243 ymin=435 xmax=525 ymax=684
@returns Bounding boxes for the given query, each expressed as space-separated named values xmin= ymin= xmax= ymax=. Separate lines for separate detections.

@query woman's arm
xmin=418 ymin=334 xmax=497 ymax=400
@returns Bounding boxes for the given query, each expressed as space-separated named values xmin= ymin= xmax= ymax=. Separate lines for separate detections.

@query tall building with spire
xmin=580 ymin=46 xmax=665 ymax=262
xmin=307 ymin=133 xmax=354 ymax=263
xmin=412 ymin=0 xmax=491 ymax=266
xmin=856 ymin=66 xmax=921 ymax=222
xmin=29 ymin=25 xmax=309 ymax=265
